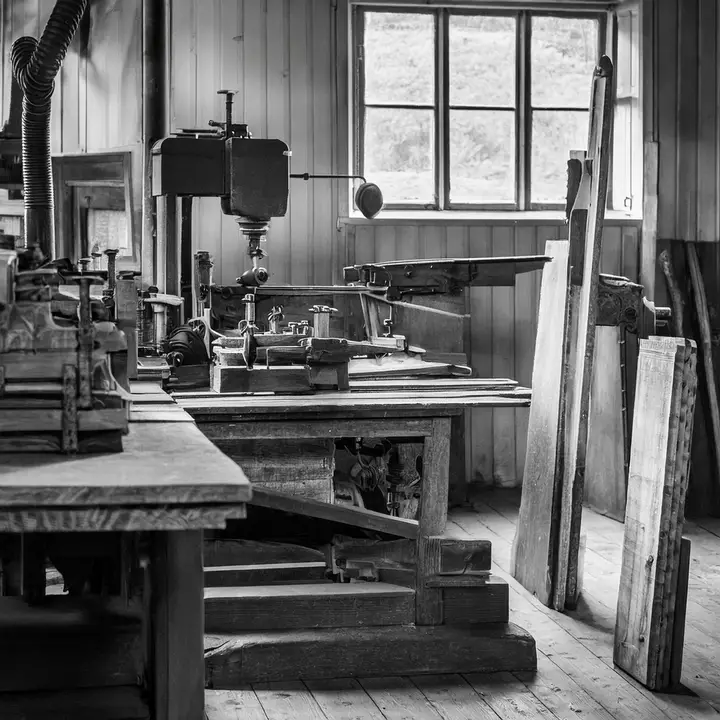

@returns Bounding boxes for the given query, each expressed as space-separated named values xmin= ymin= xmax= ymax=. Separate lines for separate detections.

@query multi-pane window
xmin=353 ymin=7 xmax=607 ymax=211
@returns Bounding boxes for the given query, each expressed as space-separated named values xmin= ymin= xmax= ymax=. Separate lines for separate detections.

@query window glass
xmin=449 ymin=15 xmax=516 ymax=107
xmin=364 ymin=12 xmax=435 ymax=106
xmin=365 ymin=107 xmax=435 ymax=205
xmin=531 ymin=16 xmax=598 ymax=109
xmin=531 ymin=110 xmax=588 ymax=204
xmin=449 ymin=110 xmax=515 ymax=204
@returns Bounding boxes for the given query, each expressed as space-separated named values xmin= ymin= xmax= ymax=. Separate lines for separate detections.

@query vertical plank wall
xmin=649 ymin=0 xmax=717 ymax=246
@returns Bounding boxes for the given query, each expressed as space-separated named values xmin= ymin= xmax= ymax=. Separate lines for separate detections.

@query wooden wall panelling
xmin=266 ymin=0 xmax=291 ymax=285
xmin=241 ymin=0 xmax=273 ymax=286
xmin=396 ymin=225 xmax=420 ymax=260
xmin=421 ymin=224 xmax=447 ymax=259
xmin=513 ymin=226 xmax=539 ymax=486
xmin=696 ymin=0 xmax=717 ymax=243
xmin=289 ymin=0 xmax=311 ymax=287
xmin=86 ymin=2 xmax=111 ymax=151
xmin=654 ymin=0 xmax=678 ymax=240
xmin=332 ymin=0 xmax=349 ymax=284
xmin=490 ymin=226 xmax=516 ymax=487
xmin=311 ymin=0 xmax=335 ymax=286
xmin=244 ymin=0 xmax=267 ymax=137
xmin=675 ymin=0 xmax=699 ymax=245
xmin=118 ymin=5 xmax=142 ymax=148
xmin=374 ymin=225 xmax=397 ymax=263
xmin=468 ymin=226 xmax=493 ymax=484
xmin=169 ymin=0 xmax=196 ymax=132
xmin=351 ymin=225 xmax=374 ymax=266
xmin=197 ymin=1 xmax=226 ymax=282
xmin=59 ymin=33 xmax=84 ymax=154
xmin=76 ymin=1 xmax=143 ymax=153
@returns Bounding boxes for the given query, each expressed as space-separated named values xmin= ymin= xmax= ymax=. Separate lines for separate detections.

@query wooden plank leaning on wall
xmin=512 ymin=57 xmax=615 ymax=611
xmin=511 ymin=240 xmax=569 ymax=607
xmin=614 ymin=337 xmax=697 ymax=691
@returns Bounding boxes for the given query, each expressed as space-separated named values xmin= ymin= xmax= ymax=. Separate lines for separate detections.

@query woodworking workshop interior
xmin=1 ymin=0 xmax=720 ymax=718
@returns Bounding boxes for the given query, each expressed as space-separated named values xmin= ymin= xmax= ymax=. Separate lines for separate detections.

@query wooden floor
xmin=206 ymin=489 xmax=720 ymax=720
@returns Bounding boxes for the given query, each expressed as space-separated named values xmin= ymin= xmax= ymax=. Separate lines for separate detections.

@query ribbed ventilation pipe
xmin=11 ymin=0 xmax=88 ymax=258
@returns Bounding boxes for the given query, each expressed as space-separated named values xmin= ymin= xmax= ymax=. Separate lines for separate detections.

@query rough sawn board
xmin=511 ymin=240 xmax=570 ymax=606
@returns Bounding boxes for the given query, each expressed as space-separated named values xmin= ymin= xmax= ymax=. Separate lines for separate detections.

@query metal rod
xmin=290 ymin=173 xmax=367 ymax=183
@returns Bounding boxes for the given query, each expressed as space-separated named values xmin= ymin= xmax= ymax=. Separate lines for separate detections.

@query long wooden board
xmin=512 ymin=240 xmax=570 ymax=606
xmin=555 ymin=55 xmax=615 ymax=611
xmin=248 ymin=487 xmax=419 ymax=539
xmin=175 ymin=390 xmax=531 ymax=417
xmin=172 ymin=378 xmax=520 ymax=398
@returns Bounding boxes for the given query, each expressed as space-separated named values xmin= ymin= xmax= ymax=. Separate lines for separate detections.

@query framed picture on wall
xmin=53 ymin=151 xmax=140 ymax=268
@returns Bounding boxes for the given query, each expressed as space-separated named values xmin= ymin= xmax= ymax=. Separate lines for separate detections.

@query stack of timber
xmin=614 ymin=337 xmax=698 ymax=691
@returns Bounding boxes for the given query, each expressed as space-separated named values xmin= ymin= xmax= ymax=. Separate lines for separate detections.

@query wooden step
xmin=204 ymin=622 xmax=536 ymax=686
xmin=204 ymin=562 xmax=328 ymax=587
xmin=204 ymin=582 xmax=414 ymax=633
xmin=0 ymin=687 xmax=149 ymax=720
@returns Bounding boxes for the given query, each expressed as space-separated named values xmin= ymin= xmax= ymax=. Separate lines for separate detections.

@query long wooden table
xmin=0 ymin=388 xmax=251 ymax=720
xmin=173 ymin=380 xmax=537 ymax=683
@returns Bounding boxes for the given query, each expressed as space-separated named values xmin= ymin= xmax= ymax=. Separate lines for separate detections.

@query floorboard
xmin=206 ymin=490 xmax=720 ymax=720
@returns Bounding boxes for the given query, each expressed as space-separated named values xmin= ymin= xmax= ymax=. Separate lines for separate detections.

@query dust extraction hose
xmin=11 ymin=0 xmax=88 ymax=257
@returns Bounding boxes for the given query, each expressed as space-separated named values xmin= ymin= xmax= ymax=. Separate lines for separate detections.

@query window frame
xmin=352 ymin=4 xmax=609 ymax=212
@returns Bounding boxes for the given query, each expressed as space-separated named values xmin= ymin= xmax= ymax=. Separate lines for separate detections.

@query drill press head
xmin=152 ymin=90 xmax=290 ymax=289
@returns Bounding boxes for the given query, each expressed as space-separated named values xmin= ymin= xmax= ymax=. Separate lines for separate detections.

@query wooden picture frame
xmin=53 ymin=151 xmax=139 ymax=268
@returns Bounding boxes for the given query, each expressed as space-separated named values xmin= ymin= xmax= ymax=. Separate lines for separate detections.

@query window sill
xmin=339 ymin=210 xmax=643 ymax=227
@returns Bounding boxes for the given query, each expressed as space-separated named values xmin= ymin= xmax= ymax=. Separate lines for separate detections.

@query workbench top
xmin=0 ymin=421 xmax=251 ymax=508
xmin=0 ymin=384 xmax=251 ymax=532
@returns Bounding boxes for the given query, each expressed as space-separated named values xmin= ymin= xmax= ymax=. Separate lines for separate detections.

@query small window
xmin=353 ymin=6 xmax=622 ymax=212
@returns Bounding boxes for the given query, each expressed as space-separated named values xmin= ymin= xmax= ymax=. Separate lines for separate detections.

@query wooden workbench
xmin=174 ymin=379 xmax=537 ymax=684
xmin=0 ymin=387 xmax=250 ymax=720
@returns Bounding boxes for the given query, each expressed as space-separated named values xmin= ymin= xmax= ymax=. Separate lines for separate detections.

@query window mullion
xmin=517 ymin=11 xmax=532 ymax=210
xmin=437 ymin=9 xmax=448 ymax=210
xmin=354 ymin=6 xmax=365 ymax=181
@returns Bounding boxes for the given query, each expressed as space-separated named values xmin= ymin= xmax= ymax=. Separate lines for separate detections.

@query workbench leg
xmin=21 ymin=534 xmax=46 ymax=604
xmin=416 ymin=418 xmax=451 ymax=625
xmin=152 ymin=530 xmax=205 ymax=720
xmin=448 ymin=413 xmax=467 ymax=507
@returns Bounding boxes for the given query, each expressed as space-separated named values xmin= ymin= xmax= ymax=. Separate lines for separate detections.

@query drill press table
xmin=0 ymin=390 xmax=250 ymax=720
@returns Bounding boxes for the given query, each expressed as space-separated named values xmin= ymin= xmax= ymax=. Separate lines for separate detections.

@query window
xmin=352 ymin=6 xmax=612 ymax=212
